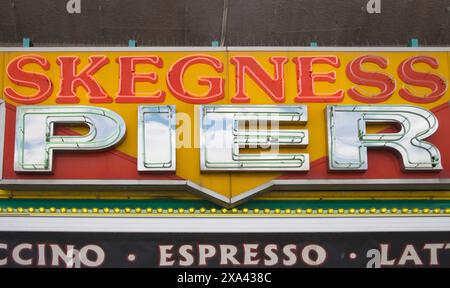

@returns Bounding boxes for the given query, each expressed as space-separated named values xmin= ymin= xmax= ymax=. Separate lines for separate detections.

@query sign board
xmin=0 ymin=231 xmax=449 ymax=268
xmin=0 ymin=48 xmax=450 ymax=206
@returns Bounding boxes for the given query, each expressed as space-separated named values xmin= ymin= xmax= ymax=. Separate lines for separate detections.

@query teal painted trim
xmin=128 ymin=39 xmax=137 ymax=47
xmin=242 ymin=200 xmax=450 ymax=209
xmin=0 ymin=199 xmax=216 ymax=209
xmin=211 ymin=40 xmax=219 ymax=47
xmin=310 ymin=41 xmax=318 ymax=47
xmin=0 ymin=199 xmax=449 ymax=209
xmin=410 ymin=38 xmax=419 ymax=47
xmin=22 ymin=38 xmax=31 ymax=47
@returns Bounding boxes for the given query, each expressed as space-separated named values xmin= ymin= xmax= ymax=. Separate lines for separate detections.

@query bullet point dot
xmin=128 ymin=254 xmax=136 ymax=262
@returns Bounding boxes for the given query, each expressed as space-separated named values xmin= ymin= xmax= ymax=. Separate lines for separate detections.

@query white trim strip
xmin=0 ymin=216 xmax=449 ymax=232
xmin=0 ymin=47 xmax=228 ymax=52
xmin=227 ymin=47 xmax=450 ymax=52
xmin=0 ymin=47 xmax=450 ymax=52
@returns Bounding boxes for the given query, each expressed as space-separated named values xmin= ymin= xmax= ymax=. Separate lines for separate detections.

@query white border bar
xmin=0 ymin=46 xmax=450 ymax=52
xmin=0 ymin=216 xmax=449 ymax=232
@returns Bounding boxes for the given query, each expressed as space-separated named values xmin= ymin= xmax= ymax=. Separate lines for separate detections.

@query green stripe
xmin=0 ymin=199 xmax=449 ymax=209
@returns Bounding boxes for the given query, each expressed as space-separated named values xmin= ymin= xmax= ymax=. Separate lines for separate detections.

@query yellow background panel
xmin=0 ymin=50 xmax=449 ymax=202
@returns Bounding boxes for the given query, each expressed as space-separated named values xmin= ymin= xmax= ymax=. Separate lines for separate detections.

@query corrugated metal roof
xmin=0 ymin=0 xmax=449 ymax=46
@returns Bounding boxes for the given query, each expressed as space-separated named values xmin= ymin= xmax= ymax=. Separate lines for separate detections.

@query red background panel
xmin=2 ymin=103 xmax=182 ymax=180
xmin=3 ymin=103 xmax=450 ymax=181
xmin=278 ymin=103 xmax=450 ymax=180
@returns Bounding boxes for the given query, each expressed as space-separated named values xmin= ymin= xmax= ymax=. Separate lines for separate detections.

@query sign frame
xmin=1 ymin=47 xmax=450 ymax=207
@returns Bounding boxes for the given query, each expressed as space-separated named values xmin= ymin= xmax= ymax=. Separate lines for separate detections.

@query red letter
xmin=167 ymin=55 xmax=224 ymax=104
xmin=56 ymin=56 xmax=111 ymax=103
xmin=4 ymin=55 xmax=53 ymax=104
xmin=116 ymin=56 xmax=165 ymax=103
xmin=230 ymin=56 xmax=287 ymax=103
xmin=346 ymin=55 xmax=396 ymax=103
xmin=398 ymin=56 xmax=447 ymax=103
xmin=293 ymin=56 xmax=343 ymax=102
